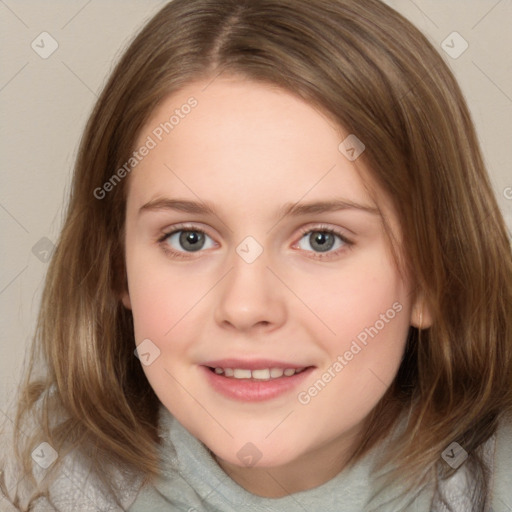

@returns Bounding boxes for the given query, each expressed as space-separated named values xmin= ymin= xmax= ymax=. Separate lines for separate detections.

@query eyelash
xmin=157 ymin=224 xmax=212 ymax=260
xmin=295 ymin=225 xmax=353 ymax=260
xmin=157 ymin=223 xmax=354 ymax=261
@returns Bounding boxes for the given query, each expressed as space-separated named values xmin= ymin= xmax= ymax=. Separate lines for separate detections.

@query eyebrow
xmin=138 ymin=197 xmax=380 ymax=218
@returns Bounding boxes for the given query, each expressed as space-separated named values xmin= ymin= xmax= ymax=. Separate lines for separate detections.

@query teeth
xmin=252 ymin=369 xmax=271 ymax=380
xmin=233 ymin=369 xmax=252 ymax=379
xmin=212 ymin=367 xmax=305 ymax=379
xmin=270 ymin=368 xmax=284 ymax=378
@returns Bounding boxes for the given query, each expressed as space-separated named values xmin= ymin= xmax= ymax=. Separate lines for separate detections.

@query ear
xmin=121 ymin=290 xmax=132 ymax=310
xmin=410 ymin=292 xmax=433 ymax=329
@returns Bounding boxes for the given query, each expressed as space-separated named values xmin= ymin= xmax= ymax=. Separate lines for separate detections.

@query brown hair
xmin=2 ymin=0 xmax=511 ymax=509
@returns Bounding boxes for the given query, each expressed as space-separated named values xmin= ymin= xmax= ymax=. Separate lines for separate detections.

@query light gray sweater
xmin=2 ymin=404 xmax=511 ymax=511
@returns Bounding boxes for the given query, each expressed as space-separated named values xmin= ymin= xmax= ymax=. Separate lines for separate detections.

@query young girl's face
xmin=122 ymin=76 xmax=426 ymax=490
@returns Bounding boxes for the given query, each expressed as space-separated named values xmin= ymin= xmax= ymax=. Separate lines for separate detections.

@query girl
xmin=1 ymin=0 xmax=511 ymax=510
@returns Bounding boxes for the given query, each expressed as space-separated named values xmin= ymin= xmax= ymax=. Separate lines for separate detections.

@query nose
xmin=213 ymin=247 xmax=287 ymax=334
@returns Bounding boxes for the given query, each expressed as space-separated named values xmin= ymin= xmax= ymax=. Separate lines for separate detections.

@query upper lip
xmin=201 ymin=359 xmax=313 ymax=370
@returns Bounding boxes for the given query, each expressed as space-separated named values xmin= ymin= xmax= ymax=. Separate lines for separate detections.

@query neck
xmin=214 ymin=428 xmax=362 ymax=498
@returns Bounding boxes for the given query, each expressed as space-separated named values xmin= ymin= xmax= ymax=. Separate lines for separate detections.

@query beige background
xmin=1 ymin=0 xmax=511 ymax=419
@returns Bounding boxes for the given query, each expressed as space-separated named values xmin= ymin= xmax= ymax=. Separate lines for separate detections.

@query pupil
xmin=180 ymin=231 xmax=204 ymax=252
xmin=311 ymin=232 xmax=334 ymax=252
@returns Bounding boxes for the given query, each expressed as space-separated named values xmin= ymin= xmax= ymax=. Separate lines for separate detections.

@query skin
xmin=121 ymin=76 xmax=431 ymax=497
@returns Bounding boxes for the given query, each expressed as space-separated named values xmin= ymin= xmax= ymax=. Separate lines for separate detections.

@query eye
xmin=158 ymin=225 xmax=216 ymax=258
xmin=157 ymin=223 xmax=353 ymax=260
xmin=294 ymin=225 xmax=353 ymax=259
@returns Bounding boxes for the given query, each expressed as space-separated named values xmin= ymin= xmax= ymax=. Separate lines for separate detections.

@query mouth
xmin=200 ymin=359 xmax=315 ymax=402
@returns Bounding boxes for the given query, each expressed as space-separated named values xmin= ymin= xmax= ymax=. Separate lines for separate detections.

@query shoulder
xmin=431 ymin=413 xmax=512 ymax=512
xmin=49 ymin=452 xmax=143 ymax=511
xmin=434 ymin=415 xmax=512 ymax=512
xmin=42 ymin=448 xmax=144 ymax=511
xmin=2 ymin=434 xmax=143 ymax=511
xmin=1 ymin=403 xmax=144 ymax=511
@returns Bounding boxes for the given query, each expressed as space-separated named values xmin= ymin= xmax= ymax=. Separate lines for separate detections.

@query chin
xmin=209 ymin=438 xmax=302 ymax=469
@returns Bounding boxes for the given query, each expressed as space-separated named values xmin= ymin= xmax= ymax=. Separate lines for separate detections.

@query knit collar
xmin=151 ymin=404 xmax=435 ymax=512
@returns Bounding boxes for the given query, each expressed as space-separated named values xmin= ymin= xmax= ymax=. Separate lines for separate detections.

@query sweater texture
xmin=2 ymin=404 xmax=511 ymax=511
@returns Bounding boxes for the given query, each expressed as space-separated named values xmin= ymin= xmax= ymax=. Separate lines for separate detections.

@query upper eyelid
xmin=159 ymin=222 xmax=215 ymax=242
xmin=297 ymin=224 xmax=351 ymax=238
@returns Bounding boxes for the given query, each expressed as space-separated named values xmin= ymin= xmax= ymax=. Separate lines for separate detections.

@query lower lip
xmin=201 ymin=366 xmax=315 ymax=402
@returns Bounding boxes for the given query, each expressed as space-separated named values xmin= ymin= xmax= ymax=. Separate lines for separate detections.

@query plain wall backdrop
xmin=1 ymin=0 xmax=511 ymax=418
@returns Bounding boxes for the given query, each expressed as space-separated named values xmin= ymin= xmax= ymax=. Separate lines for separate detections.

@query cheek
xmin=309 ymin=288 xmax=408 ymax=404
xmin=296 ymin=248 xmax=409 ymax=346
xmin=128 ymin=277 xmax=177 ymax=340
xmin=126 ymin=244 xmax=203 ymax=338
xmin=125 ymin=253 xmax=206 ymax=404
xmin=294 ymin=248 xmax=411 ymax=411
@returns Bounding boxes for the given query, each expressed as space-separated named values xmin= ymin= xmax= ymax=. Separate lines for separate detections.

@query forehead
xmin=126 ymin=77 xmax=397 ymax=233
